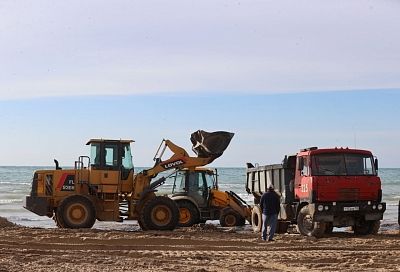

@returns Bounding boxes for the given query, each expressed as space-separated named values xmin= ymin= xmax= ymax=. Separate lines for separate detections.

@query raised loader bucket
xmin=190 ymin=130 xmax=234 ymax=159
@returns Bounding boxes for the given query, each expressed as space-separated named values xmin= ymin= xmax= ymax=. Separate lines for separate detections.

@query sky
xmin=0 ymin=1 xmax=400 ymax=167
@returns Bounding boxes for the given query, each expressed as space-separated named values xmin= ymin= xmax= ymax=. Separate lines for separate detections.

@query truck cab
xmin=294 ymin=147 xmax=385 ymax=236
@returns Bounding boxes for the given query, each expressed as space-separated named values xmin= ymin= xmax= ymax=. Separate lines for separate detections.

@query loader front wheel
xmin=177 ymin=201 xmax=199 ymax=227
xmin=59 ymin=195 xmax=96 ymax=229
xmin=141 ymin=196 xmax=179 ymax=230
xmin=220 ymin=208 xmax=241 ymax=227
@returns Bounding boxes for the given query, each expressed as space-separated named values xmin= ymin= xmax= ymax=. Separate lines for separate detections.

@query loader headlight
xmin=317 ymin=205 xmax=324 ymax=212
xmin=324 ymin=206 xmax=329 ymax=211
xmin=377 ymin=204 xmax=383 ymax=210
xmin=372 ymin=205 xmax=376 ymax=210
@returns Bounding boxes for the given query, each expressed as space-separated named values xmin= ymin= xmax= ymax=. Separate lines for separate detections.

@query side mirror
xmin=374 ymin=158 xmax=379 ymax=171
xmin=297 ymin=157 xmax=304 ymax=171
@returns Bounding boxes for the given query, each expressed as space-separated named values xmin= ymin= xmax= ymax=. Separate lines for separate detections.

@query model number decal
xmin=161 ymin=159 xmax=184 ymax=169
xmin=301 ymin=184 xmax=308 ymax=193
xmin=57 ymin=174 xmax=75 ymax=191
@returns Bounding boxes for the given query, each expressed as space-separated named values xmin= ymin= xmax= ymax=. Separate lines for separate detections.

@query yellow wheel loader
xmin=24 ymin=130 xmax=234 ymax=230
xmin=170 ymin=168 xmax=252 ymax=227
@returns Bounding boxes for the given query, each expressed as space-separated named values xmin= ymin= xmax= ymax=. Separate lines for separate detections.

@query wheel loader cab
xmin=172 ymin=169 xmax=216 ymax=207
xmin=87 ymin=139 xmax=134 ymax=181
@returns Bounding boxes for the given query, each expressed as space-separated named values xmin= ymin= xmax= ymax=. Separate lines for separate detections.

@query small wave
xmin=0 ymin=199 xmax=23 ymax=204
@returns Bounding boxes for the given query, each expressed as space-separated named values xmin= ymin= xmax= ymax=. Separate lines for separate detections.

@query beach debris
xmin=0 ymin=216 xmax=16 ymax=228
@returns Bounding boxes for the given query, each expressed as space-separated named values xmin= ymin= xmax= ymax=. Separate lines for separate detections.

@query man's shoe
xmin=268 ymin=238 xmax=274 ymax=241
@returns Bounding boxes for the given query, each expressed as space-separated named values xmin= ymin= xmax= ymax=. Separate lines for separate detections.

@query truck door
xmin=295 ymin=156 xmax=313 ymax=201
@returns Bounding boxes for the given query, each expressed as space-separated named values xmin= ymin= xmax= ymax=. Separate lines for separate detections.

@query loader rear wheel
xmin=251 ymin=205 xmax=262 ymax=233
xmin=54 ymin=209 xmax=66 ymax=228
xmin=220 ymin=208 xmax=241 ymax=227
xmin=59 ymin=196 xmax=96 ymax=229
xmin=177 ymin=201 xmax=199 ymax=227
xmin=141 ymin=196 xmax=179 ymax=230
xmin=296 ymin=205 xmax=326 ymax=238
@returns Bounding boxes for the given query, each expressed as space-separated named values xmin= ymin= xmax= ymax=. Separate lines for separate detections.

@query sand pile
xmin=0 ymin=216 xmax=16 ymax=228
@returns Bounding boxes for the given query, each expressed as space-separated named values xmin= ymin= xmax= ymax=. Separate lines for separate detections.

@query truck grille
xmin=339 ymin=188 xmax=359 ymax=201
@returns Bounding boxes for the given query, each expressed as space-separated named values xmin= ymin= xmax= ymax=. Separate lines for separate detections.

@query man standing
xmin=260 ymin=184 xmax=280 ymax=241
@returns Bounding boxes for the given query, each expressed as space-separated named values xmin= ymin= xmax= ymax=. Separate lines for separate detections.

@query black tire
xmin=276 ymin=221 xmax=290 ymax=234
xmin=58 ymin=195 xmax=96 ymax=229
xmin=140 ymin=196 xmax=179 ymax=230
xmin=325 ymin=222 xmax=334 ymax=234
xmin=54 ymin=209 xmax=66 ymax=228
xmin=177 ymin=201 xmax=200 ymax=227
xmin=220 ymin=208 xmax=240 ymax=227
xmin=354 ymin=220 xmax=380 ymax=235
xmin=251 ymin=205 xmax=262 ymax=233
xmin=398 ymin=200 xmax=400 ymax=225
xmin=237 ymin=216 xmax=246 ymax=226
xmin=296 ymin=205 xmax=326 ymax=238
xmin=138 ymin=218 xmax=148 ymax=231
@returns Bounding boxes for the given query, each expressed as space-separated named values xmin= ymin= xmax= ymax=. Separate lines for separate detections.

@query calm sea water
xmin=0 ymin=166 xmax=398 ymax=229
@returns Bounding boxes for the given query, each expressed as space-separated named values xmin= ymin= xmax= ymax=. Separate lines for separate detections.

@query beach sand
xmin=0 ymin=217 xmax=399 ymax=272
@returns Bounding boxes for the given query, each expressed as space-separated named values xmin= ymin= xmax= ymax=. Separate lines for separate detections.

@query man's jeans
xmin=261 ymin=213 xmax=278 ymax=241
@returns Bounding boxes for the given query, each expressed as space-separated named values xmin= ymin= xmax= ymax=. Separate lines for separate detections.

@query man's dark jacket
xmin=260 ymin=190 xmax=280 ymax=215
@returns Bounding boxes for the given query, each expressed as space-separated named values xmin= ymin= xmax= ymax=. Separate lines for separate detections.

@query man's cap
xmin=268 ymin=184 xmax=274 ymax=190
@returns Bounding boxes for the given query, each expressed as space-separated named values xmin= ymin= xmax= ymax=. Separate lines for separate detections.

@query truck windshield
xmin=311 ymin=153 xmax=376 ymax=176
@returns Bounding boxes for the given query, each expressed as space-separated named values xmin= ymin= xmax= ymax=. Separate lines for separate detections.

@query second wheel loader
xmin=170 ymin=168 xmax=251 ymax=227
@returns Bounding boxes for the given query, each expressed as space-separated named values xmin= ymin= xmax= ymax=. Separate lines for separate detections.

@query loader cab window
xmin=91 ymin=143 xmax=101 ymax=166
xmin=121 ymin=144 xmax=133 ymax=170
xmin=203 ymin=172 xmax=216 ymax=189
xmin=104 ymin=144 xmax=118 ymax=168
xmin=172 ymin=171 xmax=186 ymax=194
xmin=121 ymin=144 xmax=134 ymax=180
xmin=90 ymin=142 xmax=119 ymax=171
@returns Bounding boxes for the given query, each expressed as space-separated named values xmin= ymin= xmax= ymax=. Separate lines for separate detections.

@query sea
xmin=0 ymin=166 xmax=399 ymax=230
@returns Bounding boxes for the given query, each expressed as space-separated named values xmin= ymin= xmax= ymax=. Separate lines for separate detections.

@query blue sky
xmin=0 ymin=90 xmax=399 ymax=167
xmin=1 ymin=1 xmax=400 ymax=167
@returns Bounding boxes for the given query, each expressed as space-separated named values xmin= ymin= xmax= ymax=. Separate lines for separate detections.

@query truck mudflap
xmin=311 ymin=202 xmax=386 ymax=222
xmin=191 ymin=130 xmax=234 ymax=159
xmin=24 ymin=196 xmax=52 ymax=217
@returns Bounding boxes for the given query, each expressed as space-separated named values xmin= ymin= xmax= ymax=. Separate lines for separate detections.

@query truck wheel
xmin=354 ymin=220 xmax=380 ymax=235
xmin=59 ymin=195 xmax=96 ymax=229
xmin=325 ymin=222 xmax=334 ymax=234
xmin=276 ymin=221 xmax=290 ymax=234
xmin=296 ymin=205 xmax=326 ymax=237
xmin=251 ymin=205 xmax=262 ymax=233
xmin=140 ymin=196 xmax=179 ymax=230
xmin=220 ymin=208 xmax=240 ymax=227
xmin=177 ymin=201 xmax=199 ymax=227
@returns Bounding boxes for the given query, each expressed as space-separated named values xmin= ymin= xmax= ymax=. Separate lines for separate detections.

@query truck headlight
xmin=318 ymin=205 xmax=324 ymax=212
xmin=324 ymin=206 xmax=329 ymax=211
xmin=372 ymin=205 xmax=376 ymax=210
xmin=377 ymin=204 xmax=383 ymax=210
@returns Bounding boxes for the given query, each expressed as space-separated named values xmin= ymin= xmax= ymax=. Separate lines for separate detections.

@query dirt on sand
xmin=0 ymin=217 xmax=399 ymax=272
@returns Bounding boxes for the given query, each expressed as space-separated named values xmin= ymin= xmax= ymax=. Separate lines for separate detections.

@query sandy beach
xmin=0 ymin=217 xmax=399 ymax=272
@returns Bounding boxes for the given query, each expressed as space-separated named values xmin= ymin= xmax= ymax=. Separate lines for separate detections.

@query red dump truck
xmin=246 ymin=147 xmax=386 ymax=237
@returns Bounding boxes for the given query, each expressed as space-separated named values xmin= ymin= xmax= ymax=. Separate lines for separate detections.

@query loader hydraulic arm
xmin=145 ymin=139 xmax=215 ymax=178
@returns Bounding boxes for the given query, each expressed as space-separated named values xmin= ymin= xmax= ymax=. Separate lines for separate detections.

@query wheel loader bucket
xmin=190 ymin=130 xmax=234 ymax=159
